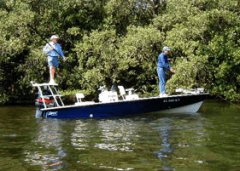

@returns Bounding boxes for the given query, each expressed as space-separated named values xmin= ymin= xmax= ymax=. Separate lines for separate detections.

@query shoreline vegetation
xmin=1 ymin=0 xmax=240 ymax=105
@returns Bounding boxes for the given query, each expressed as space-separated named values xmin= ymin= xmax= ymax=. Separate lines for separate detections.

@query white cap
xmin=163 ymin=46 xmax=170 ymax=51
xmin=50 ymin=35 xmax=59 ymax=40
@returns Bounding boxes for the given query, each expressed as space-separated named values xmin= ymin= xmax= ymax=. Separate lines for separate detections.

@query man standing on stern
xmin=157 ymin=46 xmax=175 ymax=97
xmin=43 ymin=35 xmax=67 ymax=85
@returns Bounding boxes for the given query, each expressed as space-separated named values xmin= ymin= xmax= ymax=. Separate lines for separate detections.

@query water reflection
xmin=71 ymin=120 xmax=90 ymax=150
xmin=154 ymin=118 xmax=174 ymax=167
xmin=149 ymin=113 xmax=208 ymax=170
xmin=24 ymin=113 xmax=209 ymax=170
xmin=95 ymin=119 xmax=138 ymax=152
xmin=35 ymin=107 xmax=42 ymax=118
xmin=1 ymin=100 xmax=240 ymax=170
xmin=70 ymin=119 xmax=140 ymax=152
xmin=70 ymin=119 xmax=138 ymax=170
xmin=24 ymin=108 xmax=223 ymax=170
xmin=24 ymin=119 xmax=67 ymax=170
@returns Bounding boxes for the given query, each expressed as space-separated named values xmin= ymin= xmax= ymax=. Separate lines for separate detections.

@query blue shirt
xmin=157 ymin=52 xmax=171 ymax=70
xmin=43 ymin=42 xmax=65 ymax=58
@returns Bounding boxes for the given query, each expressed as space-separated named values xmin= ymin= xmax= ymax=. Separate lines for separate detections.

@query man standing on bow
xmin=157 ymin=46 xmax=175 ymax=97
xmin=43 ymin=35 xmax=67 ymax=84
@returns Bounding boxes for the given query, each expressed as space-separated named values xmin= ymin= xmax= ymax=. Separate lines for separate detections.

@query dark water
xmin=0 ymin=99 xmax=239 ymax=171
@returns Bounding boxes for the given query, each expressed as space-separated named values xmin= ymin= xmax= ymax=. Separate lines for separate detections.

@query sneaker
xmin=49 ymin=79 xmax=58 ymax=85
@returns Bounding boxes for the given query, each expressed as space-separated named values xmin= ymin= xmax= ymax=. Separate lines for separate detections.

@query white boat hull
xmin=156 ymin=101 xmax=204 ymax=114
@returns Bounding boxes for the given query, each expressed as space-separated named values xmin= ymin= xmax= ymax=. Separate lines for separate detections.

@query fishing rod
xmin=27 ymin=24 xmax=62 ymax=56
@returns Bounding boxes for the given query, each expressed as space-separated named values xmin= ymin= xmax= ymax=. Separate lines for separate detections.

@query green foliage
xmin=1 ymin=0 xmax=240 ymax=104
xmin=75 ymin=25 xmax=163 ymax=95
xmin=0 ymin=0 xmax=107 ymax=104
xmin=160 ymin=1 xmax=240 ymax=101
xmin=58 ymin=89 xmax=93 ymax=104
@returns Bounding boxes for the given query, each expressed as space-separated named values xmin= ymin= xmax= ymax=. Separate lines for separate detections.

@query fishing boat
xmin=31 ymin=81 xmax=209 ymax=118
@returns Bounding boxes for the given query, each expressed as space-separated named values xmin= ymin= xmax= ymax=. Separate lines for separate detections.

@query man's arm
xmin=42 ymin=43 xmax=51 ymax=53
xmin=57 ymin=44 xmax=67 ymax=61
xmin=160 ymin=55 xmax=171 ymax=70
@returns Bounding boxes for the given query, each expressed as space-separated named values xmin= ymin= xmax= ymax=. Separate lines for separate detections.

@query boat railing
xmin=31 ymin=81 xmax=65 ymax=109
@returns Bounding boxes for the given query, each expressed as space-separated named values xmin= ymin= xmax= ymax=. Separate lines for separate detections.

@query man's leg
xmin=49 ymin=65 xmax=57 ymax=84
xmin=159 ymin=68 xmax=166 ymax=94
xmin=48 ymin=56 xmax=58 ymax=84
xmin=157 ymin=68 xmax=161 ymax=94
xmin=49 ymin=65 xmax=55 ymax=80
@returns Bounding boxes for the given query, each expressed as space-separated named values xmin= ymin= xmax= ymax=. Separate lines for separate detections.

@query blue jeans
xmin=157 ymin=67 xmax=166 ymax=94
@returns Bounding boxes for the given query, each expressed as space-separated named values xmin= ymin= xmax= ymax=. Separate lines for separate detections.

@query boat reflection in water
xmin=94 ymin=119 xmax=136 ymax=152
xmin=35 ymin=107 xmax=42 ymax=118
xmin=70 ymin=119 xmax=139 ymax=170
xmin=154 ymin=118 xmax=175 ymax=170
xmin=24 ymin=116 xmax=146 ymax=170
xmin=23 ymin=119 xmax=68 ymax=170
xmin=24 ymin=109 xmax=209 ymax=170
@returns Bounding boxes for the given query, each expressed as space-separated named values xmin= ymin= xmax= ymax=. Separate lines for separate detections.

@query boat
xmin=31 ymin=81 xmax=209 ymax=118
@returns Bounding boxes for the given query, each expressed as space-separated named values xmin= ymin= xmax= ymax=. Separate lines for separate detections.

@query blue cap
xmin=163 ymin=46 xmax=170 ymax=51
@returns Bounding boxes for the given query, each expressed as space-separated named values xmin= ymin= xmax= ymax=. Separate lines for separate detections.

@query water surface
xmin=0 ymin=99 xmax=239 ymax=171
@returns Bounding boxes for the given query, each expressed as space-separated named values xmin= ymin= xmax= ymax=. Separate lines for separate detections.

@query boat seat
xmin=118 ymin=86 xmax=139 ymax=100
xmin=75 ymin=93 xmax=95 ymax=106
xmin=118 ymin=86 xmax=126 ymax=99
xmin=125 ymin=88 xmax=134 ymax=95
xmin=76 ymin=93 xmax=84 ymax=102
